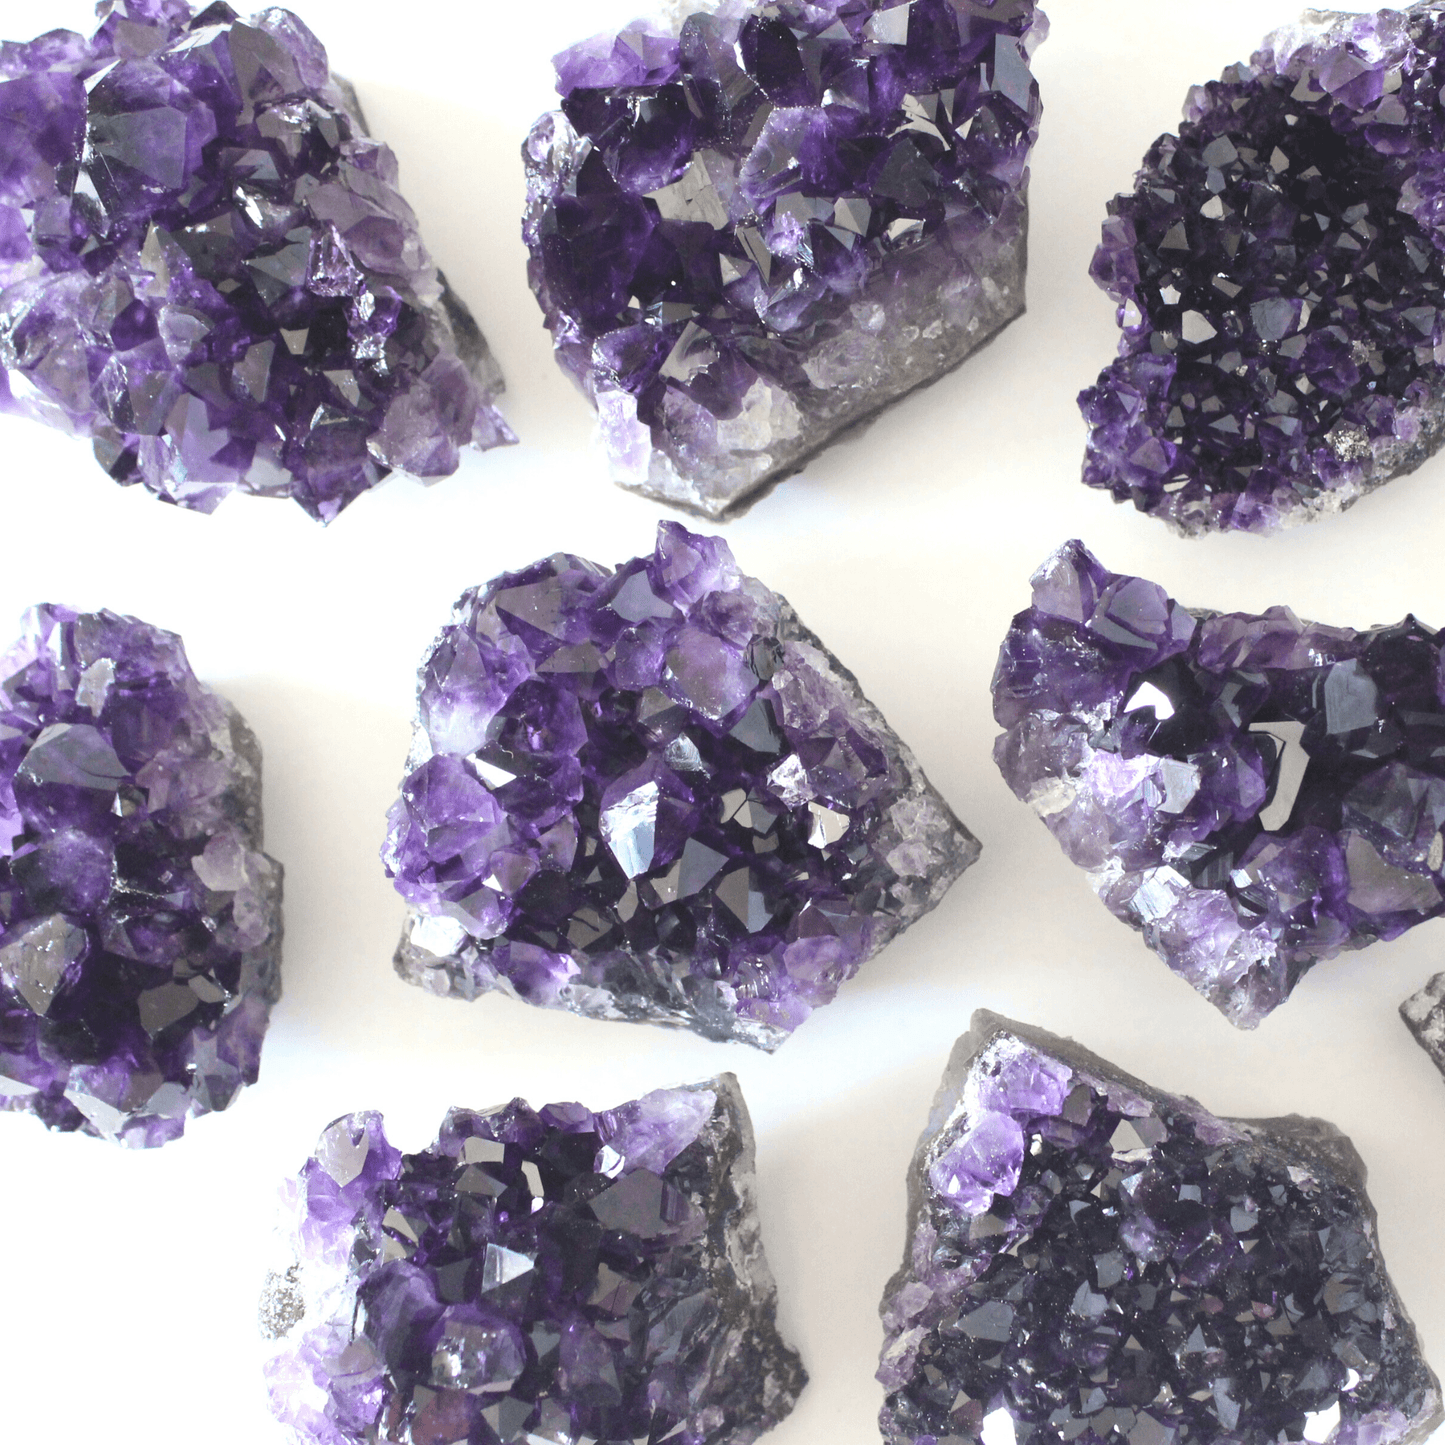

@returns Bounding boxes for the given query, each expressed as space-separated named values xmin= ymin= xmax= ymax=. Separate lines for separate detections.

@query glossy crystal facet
xmin=1081 ymin=3 xmax=1445 ymax=534
xmin=994 ymin=540 xmax=1445 ymax=1026
xmin=0 ymin=0 xmax=512 ymax=521
xmin=0 ymin=604 xmax=282 ymax=1145
xmin=263 ymin=1076 xmax=805 ymax=1445
xmin=383 ymin=522 xmax=978 ymax=1048
xmin=523 ymin=0 xmax=1045 ymax=517
xmin=879 ymin=1011 xmax=1443 ymax=1445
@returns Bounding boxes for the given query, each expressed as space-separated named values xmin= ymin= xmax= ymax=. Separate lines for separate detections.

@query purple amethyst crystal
xmin=0 ymin=0 xmax=512 ymax=522
xmin=994 ymin=539 xmax=1445 ymax=1027
xmin=262 ymin=1075 xmax=805 ymax=1445
xmin=382 ymin=521 xmax=977 ymax=1048
xmin=1401 ymin=972 xmax=1445 ymax=1079
xmin=1081 ymin=3 xmax=1445 ymax=534
xmin=0 ymin=604 xmax=282 ymax=1145
xmin=523 ymin=0 xmax=1045 ymax=517
xmin=879 ymin=1011 xmax=1444 ymax=1445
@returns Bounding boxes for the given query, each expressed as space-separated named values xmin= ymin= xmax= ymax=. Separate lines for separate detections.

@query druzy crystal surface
xmin=1400 ymin=971 xmax=1445 ymax=1079
xmin=262 ymin=1075 xmax=805 ymax=1445
xmin=1081 ymin=3 xmax=1445 ymax=534
xmin=383 ymin=522 xmax=977 ymax=1049
xmin=0 ymin=604 xmax=282 ymax=1145
xmin=0 ymin=0 xmax=512 ymax=522
xmin=523 ymin=0 xmax=1045 ymax=517
xmin=878 ymin=1011 xmax=1443 ymax=1445
xmin=994 ymin=540 xmax=1445 ymax=1027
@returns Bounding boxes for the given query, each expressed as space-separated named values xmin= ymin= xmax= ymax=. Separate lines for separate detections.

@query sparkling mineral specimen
xmin=0 ymin=0 xmax=512 ymax=522
xmin=1401 ymin=971 xmax=1445 ymax=1079
xmin=1081 ymin=2 xmax=1445 ymax=534
xmin=383 ymin=521 xmax=977 ymax=1048
xmin=878 ymin=1010 xmax=1444 ymax=1445
xmin=523 ymin=0 xmax=1046 ymax=517
xmin=0 ymin=604 xmax=282 ymax=1145
xmin=994 ymin=539 xmax=1445 ymax=1027
xmin=262 ymin=1075 xmax=805 ymax=1445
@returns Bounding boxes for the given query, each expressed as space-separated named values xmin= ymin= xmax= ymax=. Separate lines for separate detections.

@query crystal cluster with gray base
xmin=994 ymin=539 xmax=1445 ymax=1028
xmin=384 ymin=522 xmax=977 ymax=1049
xmin=0 ymin=0 xmax=512 ymax=521
xmin=523 ymin=0 xmax=1045 ymax=517
xmin=0 ymin=604 xmax=282 ymax=1146
xmin=1401 ymin=971 xmax=1445 ymax=1079
xmin=878 ymin=1011 xmax=1443 ymax=1445
xmin=1082 ymin=2 xmax=1445 ymax=534
xmin=262 ymin=1075 xmax=805 ymax=1445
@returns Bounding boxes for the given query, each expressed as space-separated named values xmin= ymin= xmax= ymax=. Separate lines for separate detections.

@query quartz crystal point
xmin=262 ymin=1075 xmax=806 ymax=1445
xmin=1400 ymin=971 xmax=1445 ymax=1079
xmin=993 ymin=539 xmax=1445 ymax=1028
xmin=1081 ymin=3 xmax=1445 ymax=534
xmin=523 ymin=0 xmax=1046 ymax=517
xmin=878 ymin=1010 xmax=1444 ymax=1445
xmin=0 ymin=0 xmax=512 ymax=522
xmin=383 ymin=521 xmax=977 ymax=1048
xmin=0 ymin=604 xmax=282 ymax=1145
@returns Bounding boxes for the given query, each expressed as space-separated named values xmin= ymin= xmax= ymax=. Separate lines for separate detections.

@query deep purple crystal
xmin=0 ymin=0 xmax=512 ymax=522
xmin=0 ymin=604 xmax=282 ymax=1145
xmin=262 ymin=1075 xmax=805 ymax=1445
xmin=993 ymin=539 xmax=1445 ymax=1027
xmin=382 ymin=521 xmax=977 ymax=1049
xmin=1080 ymin=3 xmax=1445 ymax=534
xmin=523 ymin=0 xmax=1045 ymax=517
xmin=1400 ymin=971 xmax=1445 ymax=1080
xmin=879 ymin=1011 xmax=1443 ymax=1445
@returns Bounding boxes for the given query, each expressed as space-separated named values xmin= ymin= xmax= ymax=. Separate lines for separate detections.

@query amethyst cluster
xmin=524 ymin=0 xmax=1046 ymax=517
xmin=879 ymin=1012 xmax=1443 ymax=1445
xmin=383 ymin=522 xmax=977 ymax=1049
xmin=994 ymin=540 xmax=1445 ymax=1028
xmin=262 ymin=1076 xmax=805 ymax=1445
xmin=1400 ymin=971 xmax=1445 ymax=1081
xmin=0 ymin=604 xmax=282 ymax=1146
xmin=0 ymin=0 xmax=511 ymax=522
xmin=1082 ymin=2 xmax=1445 ymax=534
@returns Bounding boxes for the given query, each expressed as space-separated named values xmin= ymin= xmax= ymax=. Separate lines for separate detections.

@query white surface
xmin=0 ymin=0 xmax=1442 ymax=1441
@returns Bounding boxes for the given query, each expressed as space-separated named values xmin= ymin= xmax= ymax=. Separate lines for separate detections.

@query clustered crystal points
xmin=1082 ymin=2 xmax=1445 ymax=533
xmin=262 ymin=1076 xmax=805 ymax=1445
xmin=0 ymin=0 xmax=512 ymax=521
xmin=383 ymin=522 xmax=977 ymax=1049
xmin=994 ymin=540 xmax=1445 ymax=1026
xmin=878 ymin=1012 xmax=1443 ymax=1445
xmin=524 ymin=0 xmax=1045 ymax=516
xmin=0 ymin=604 xmax=282 ymax=1145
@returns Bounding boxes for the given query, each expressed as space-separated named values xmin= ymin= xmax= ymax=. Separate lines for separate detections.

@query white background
xmin=0 ymin=0 xmax=1442 ymax=1441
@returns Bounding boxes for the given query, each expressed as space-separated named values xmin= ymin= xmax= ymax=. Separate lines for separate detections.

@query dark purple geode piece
xmin=1400 ymin=971 xmax=1445 ymax=1080
xmin=261 ymin=1075 xmax=805 ymax=1445
xmin=382 ymin=522 xmax=977 ymax=1049
xmin=879 ymin=1011 xmax=1443 ymax=1445
xmin=1081 ymin=3 xmax=1445 ymax=534
xmin=0 ymin=604 xmax=282 ymax=1145
xmin=523 ymin=0 xmax=1045 ymax=517
xmin=994 ymin=540 xmax=1445 ymax=1028
xmin=0 ymin=0 xmax=512 ymax=522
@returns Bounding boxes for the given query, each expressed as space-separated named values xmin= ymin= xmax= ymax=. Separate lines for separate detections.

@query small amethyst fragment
xmin=523 ymin=0 xmax=1046 ymax=517
xmin=0 ymin=604 xmax=282 ymax=1145
xmin=879 ymin=1011 xmax=1443 ymax=1445
xmin=1401 ymin=972 xmax=1445 ymax=1079
xmin=0 ymin=0 xmax=512 ymax=522
xmin=383 ymin=522 xmax=977 ymax=1049
xmin=994 ymin=540 xmax=1445 ymax=1027
xmin=1081 ymin=3 xmax=1445 ymax=534
xmin=262 ymin=1075 xmax=805 ymax=1445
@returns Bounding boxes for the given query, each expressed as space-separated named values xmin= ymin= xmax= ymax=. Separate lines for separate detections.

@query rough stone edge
xmin=1401 ymin=970 xmax=1445 ymax=1076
